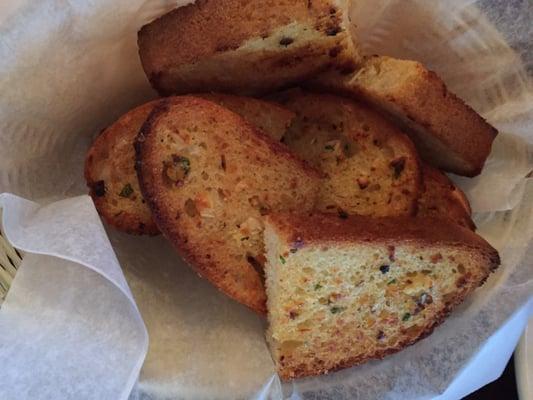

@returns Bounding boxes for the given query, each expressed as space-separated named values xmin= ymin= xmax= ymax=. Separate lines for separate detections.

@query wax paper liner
xmin=0 ymin=194 xmax=148 ymax=399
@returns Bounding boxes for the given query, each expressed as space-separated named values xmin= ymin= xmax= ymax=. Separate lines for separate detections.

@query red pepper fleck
xmin=388 ymin=246 xmax=396 ymax=261
xmin=430 ymin=253 xmax=443 ymax=263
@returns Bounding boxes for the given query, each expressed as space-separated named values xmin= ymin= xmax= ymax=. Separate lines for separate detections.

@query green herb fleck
xmin=387 ymin=279 xmax=397 ymax=285
xmin=279 ymin=37 xmax=294 ymax=46
xmin=119 ymin=183 xmax=134 ymax=198
xmin=330 ymin=306 xmax=346 ymax=314
xmin=164 ymin=155 xmax=191 ymax=184
xmin=279 ymin=255 xmax=286 ymax=264
xmin=324 ymin=145 xmax=335 ymax=151
xmin=314 ymin=283 xmax=323 ymax=290
xmin=240 ymin=236 xmax=249 ymax=241
xmin=338 ymin=209 xmax=349 ymax=219
xmin=402 ymin=312 xmax=411 ymax=321
xmin=379 ymin=265 xmax=390 ymax=274
xmin=174 ymin=155 xmax=191 ymax=175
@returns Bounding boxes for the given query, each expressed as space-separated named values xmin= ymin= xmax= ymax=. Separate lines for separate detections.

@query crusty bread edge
xmin=134 ymin=97 xmax=269 ymax=314
xmin=266 ymin=213 xmax=494 ymax=252
xmin=135 ymin=97 xmax=323 ymax=314
xmin=84 ymin=100 xmax=162 ymax=236
xmin=420 ymin=163 xmax=476 ymax=230
xmin=306 ymin=56 xmax=499 ymax=177
xmin=266 ymin=213 xmax=499 ymax=379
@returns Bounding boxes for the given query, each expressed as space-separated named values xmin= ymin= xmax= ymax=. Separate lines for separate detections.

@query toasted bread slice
xmin=138 ymin=0 xmax=361 ymax=96
xmin=85 ymin=95 xmax=296 ymax=235
xmin=308 ymin=55 xmax=498 ymax=176
xmin=275 ymin=90 xmax=421 ymax=217
xmin=196 ymin=93 xmax=295 ymax=141
xmin=135 ymin=96 xmax=321 ymax=313
xmin=85 ymin=100 xmax=161 ymax=235
xmin=419 ymin=163 xmax=475 ymax=230
xmin=264 ymin=212 xmax=499 ymax=380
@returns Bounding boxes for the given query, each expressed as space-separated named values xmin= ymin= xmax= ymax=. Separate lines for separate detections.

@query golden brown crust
xmin=141 ymin=0 xmax=341 ymax=66
xmin=84 ymin=100 xmax=161 ymax=235
xmin=136 ymin=98 xmax=266 ymax=312
xmin=308 ymin=55 xmax=498 ymax=176
xmin=276 ymin=294 xmax=463 ymax=380
xmin=265 ymin=212 xmax=499 ymax=379
xmin=418 ymin=163 xmax=475 ymax=230
xmin=135 ymin=96 xmax=320 ymax=313
xmin=85 ymin=94 xmax=299 ymax=236
xmin=138 ymin=0 xmax=361 ymax=95
xmin=266 ymin=213 xmax=497 ymax=257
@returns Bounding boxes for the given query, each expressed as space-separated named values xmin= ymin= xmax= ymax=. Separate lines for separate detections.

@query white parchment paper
xmin=0 ymin=0 xmax=531 ymax=399
xmin=0 ymin=194 xmax=148 ymax=399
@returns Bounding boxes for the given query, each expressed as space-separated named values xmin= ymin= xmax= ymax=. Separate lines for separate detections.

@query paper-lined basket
xmin=0 ymin=0 xmax=531 ymax=399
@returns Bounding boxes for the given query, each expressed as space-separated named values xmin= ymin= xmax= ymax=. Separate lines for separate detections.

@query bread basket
xmin=0 ymin=212 xmax=22 ymax=306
